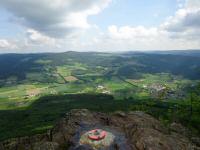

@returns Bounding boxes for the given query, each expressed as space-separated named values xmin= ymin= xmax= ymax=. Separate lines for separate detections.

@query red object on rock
xmin=88 ymin=129 xmax=107 ymax=141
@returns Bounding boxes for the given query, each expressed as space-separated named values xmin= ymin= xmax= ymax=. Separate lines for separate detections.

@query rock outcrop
xmin=0 ymin=109 xmax=199 ymax=150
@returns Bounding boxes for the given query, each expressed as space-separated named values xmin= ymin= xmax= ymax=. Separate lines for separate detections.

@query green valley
xmin=0 ymin=51 xmax=200 ymax=140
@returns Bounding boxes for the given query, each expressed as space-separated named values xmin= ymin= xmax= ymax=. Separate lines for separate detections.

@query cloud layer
xmin=0 ymin=39 xmax=17 ymax=50
xmin=0 ymin=0 xmax=200 ymax=52
xmin=162 ymin=0 xmax=200 ymax=40
xmin=1 ymin=0 xmax=111 ymax=38
xmin=99 ymin=0 xmax=200 ymax=51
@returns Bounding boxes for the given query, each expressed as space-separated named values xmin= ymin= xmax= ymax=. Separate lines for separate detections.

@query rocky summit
xmin=0 ymin=109 xmax=199 ymax=150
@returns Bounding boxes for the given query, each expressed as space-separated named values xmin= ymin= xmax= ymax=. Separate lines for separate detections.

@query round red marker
xmin=88 ymin=129 xmax=107 ymax=141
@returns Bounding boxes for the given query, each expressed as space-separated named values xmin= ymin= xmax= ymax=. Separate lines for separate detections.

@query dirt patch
xmin=64 ymin=76 xmax=78 ymax=82
xmin=26 ymin=88 xmax=41 ymax=97
xmin=127 ymin=79 xmax=143 ymax=83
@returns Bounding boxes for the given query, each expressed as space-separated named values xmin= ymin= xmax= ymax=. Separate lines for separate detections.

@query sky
xmin=0 ymin=0 xmax=200 ymax=53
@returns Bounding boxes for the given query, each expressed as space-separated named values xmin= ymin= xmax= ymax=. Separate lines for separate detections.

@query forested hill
xmin=0 ymin=51 xmax=200 ymax=82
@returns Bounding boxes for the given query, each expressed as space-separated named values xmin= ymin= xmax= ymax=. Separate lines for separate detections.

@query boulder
xmin=0 ymin=109 xmax=199 ymax=150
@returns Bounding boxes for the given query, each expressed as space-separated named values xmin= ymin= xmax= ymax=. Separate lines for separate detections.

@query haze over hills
xmin=140 ymin=50 xmax=200 ymax=57
xmin=123 ymin=50 xmax=200 ymax=56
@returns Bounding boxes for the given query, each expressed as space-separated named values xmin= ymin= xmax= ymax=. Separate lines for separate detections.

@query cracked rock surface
xmin=0 ymin=109 xmax=199 ymax=150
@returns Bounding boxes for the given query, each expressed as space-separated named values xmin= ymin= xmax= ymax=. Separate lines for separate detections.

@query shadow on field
xmin=0 ymin=93 xmax=130 ymax=141
xmin=0 ymin=93 xmax=198 ymax=141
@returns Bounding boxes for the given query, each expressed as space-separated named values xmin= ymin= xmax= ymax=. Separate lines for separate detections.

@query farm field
xmin=0 ymin=72 xmax=194 ymax=110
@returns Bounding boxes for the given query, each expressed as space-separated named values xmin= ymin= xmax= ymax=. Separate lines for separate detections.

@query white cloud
xmin=0 ymin=39 xmax=17 ymax=50
xmin=162 ymin=9 xmax=200 ymax=32
xmin=1 ymin=0 xmax=111 ymax=38
xmin=0 ymin=0 xmax=200 ymax=52
xmin=93 ymin=0 xmax=200 ymax=51
xmin=185 ymin=0 xmax=200 ymax=9
xmin=161 ymin=0 xmax=200 ymax=40
xmin=108 ymin=25 xmax=160 ymax=40
xmin=26 ymin=29 xmax=56 ymax=46
xmin=92 ymin=25 xmax=198 ymax=51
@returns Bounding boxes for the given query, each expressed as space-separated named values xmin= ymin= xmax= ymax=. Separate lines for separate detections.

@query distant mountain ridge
xmin=0 ymin=50 xmax=200 ymax=81
xmin=123 ymin=50 xmax=200 ymax=57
